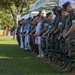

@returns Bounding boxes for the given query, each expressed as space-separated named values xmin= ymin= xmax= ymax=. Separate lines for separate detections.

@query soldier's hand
xmin=63 ymin=31 xmax=67 ymax=38
xmin=43 ymin=34 xmax=46 ymax=38
xmin=51 ymin=34 xmax=53 ymax=38
xmin=48 ymin=33 xmax=50 ymax=37
xmin=37 ymin=33 xmax=40 ymax=36
xmin=34 ymin=34 xmax=37 ymax=37
xmin=29 ymin=33 xmax=32 ymax=35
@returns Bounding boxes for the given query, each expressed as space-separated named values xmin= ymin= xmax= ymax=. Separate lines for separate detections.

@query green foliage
xmin=0 ymin=0 xmax=36 ymax=28
xmin=0 ymin=11 xmax=14 ymax=29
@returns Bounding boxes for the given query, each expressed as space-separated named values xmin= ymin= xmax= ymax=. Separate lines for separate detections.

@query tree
xmin=0 ymin=0 xmax=36 ymax=26
xmin=0 ymin=11 xmax=14 ymax=29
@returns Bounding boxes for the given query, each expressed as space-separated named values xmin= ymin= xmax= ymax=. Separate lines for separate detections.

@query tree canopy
xmin=0 ymin=0 xmax=36 ymax=29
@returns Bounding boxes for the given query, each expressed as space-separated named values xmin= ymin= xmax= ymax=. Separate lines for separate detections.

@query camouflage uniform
xmin=64 ymin=9 xmax=75 ymax=58
xmin=48 ymin=16 xmax=59 ymax=59
xmin=45 ymin=20 xmax=53 ymax=56
xmin=16 ymin=25 xmax=21 ymax=46
xmin=51 ymin=16 xmax=62 ymax=60
xmin=60 ymin=15 xmax=69 ymax=62
xmin=30 ymin=24 xmax=36 ymax=51
xmin=62 ymin=10 xmax=75 ymax=67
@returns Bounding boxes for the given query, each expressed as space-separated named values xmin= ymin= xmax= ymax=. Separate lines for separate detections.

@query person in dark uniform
xmin=49 ymin=6 xmax=62 ymax=65
xmin=42 ymin=12 xmax=53 ymax=62
xmin=62 ymin=1 xmax=75 ymax=73
xmin=16 ymin=20 xmax=21 ymax=46
xmin=29 ymin=15 xmax=39 ymax=54
xmin=56 ymin=9 xmax=69 ymax=68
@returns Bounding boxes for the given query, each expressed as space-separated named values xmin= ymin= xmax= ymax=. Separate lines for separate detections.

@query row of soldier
xmin=16 ymin=1 xmax=75 ymax=73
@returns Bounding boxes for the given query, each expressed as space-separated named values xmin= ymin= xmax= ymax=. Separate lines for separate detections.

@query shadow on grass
xmin=0 ymin=44 xmax=67 ymax=75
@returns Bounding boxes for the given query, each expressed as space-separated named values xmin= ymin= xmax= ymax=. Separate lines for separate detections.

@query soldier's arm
xmin=54 ymin=26 xmax=62 ymax=34
xmin=65 ymin=24 xmax=75 ymax=38
xmin=40 ymin=26 xmax=47 ymax=35
xmin=28 ymin=29 xmax=32 ymax=34
xmin=50 ymin=26 xmax=55 ymax=34
xmin=31 ymin=29 xmax=36 ymax=34
xmin=54 ymin=22 xmax=62 ymax=35
xmin=65 ymin=14 xmax=75 ymax=38
xmin=43 ymin=29 xmax=50 ymax=36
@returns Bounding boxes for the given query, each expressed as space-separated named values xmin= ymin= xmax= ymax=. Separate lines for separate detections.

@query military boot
xmin=43 ymin=55 xmax=48 ymax=61
xmin=56 ymin=61 xmax=63 ymax=68
xmin=45 ymin=58 xmax=52 ymax=64
xmin=61 ymin=62 xmax=67 ymax=69
xmin=70 ymin=68 xmax=75 ymax=75
xmin=70 ymin=63 xmax=75 ymax=75
xmin=62 ymin=63 xmax=73 ymax=73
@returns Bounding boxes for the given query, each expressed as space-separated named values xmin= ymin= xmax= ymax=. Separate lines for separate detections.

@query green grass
xmin=0 ymin=36 xmax=67 ymax=75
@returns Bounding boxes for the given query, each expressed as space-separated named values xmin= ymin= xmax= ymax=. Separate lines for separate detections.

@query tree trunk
xmin=12 ymin=14 xmax=21 ymax=39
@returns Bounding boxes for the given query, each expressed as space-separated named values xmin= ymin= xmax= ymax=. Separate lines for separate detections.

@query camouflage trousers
xmin=66 ymin=37 xmax=75 ymax=57
xmin=45 ymin=36 xmax=51 ymax=56
xmin=60 ymin=38 xmax=67 ymax=54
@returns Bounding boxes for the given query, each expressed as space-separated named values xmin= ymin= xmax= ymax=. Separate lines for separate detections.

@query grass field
xmin=0 ymin=36 xmax=67 ymax=75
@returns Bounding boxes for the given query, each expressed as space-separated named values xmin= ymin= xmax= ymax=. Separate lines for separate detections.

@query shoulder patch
xmin=58 ymin=22 xmax=63 ymax=26
xmin=72 ymin=20 xmax=75 ymax=24
xmin=48 ymin=25 xmax=52 ymax=29
xmin=44 ymin=23 xmax=48 ymax=26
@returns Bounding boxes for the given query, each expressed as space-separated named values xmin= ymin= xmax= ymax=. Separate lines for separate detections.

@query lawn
xmin=0 ymin=36 xmax=67 ymax=75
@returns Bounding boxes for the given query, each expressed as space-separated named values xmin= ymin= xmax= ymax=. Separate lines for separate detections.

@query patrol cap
xmin=37 ymin=13 xmax=40 ymax=17
xmin=52 ymin=6 xmax=61 ymax=12
xmin=46 ymin=12 xmax=52 ymax=18
xmin=58 ymin=8 xmax=64 ymax=16
xmin=62 ymin=1 xmax=71 ymax=11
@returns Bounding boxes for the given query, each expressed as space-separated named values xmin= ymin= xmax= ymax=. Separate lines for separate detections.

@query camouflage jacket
xmin=64 ymin=9 xmax=75 ymax=39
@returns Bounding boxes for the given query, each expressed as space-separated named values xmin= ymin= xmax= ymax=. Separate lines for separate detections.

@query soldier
xmin=19 ymin=19 xmax=25 ymax=48
xmin=29 ymin=15 xmax=40 ymax=54
xmin=56 ymin=9 xmax=69 ymax=68
xmin=62 ymin=1 xmax=75 ymax=73
xmin=42 ymin=12 xmax=53 ymax=62
xmin=16 ymin=20 xmax=22 ymax=46
xmin=49 ymin=6 xmax=62 ymax=65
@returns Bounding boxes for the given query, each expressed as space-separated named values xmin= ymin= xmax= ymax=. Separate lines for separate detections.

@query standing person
xmin=57 ymin=9 xmax=69 ymax=69
xmin=16 ymin=20 xmax=21 ymax=46
xmin=36 ymin=9 xmax=46 ymax=58
xmin=28 ymin=19 xmax=35 ymax=51
xmin=43 ymin=12 xmax=54 ymax=62
xmin=24 ymin=18 xmax=31 ymax=51
xmin=29 ymin=16 xmax=39 ymax=54
xmin=19 ymin=19 xmax=24 ymax=48
xmin=20 ymin=21 xmax=24 ymax=48
xmin=49 ymin=6 xmax=62 ymax=65
xmin=34 ymin=14 xmax=42 ymax=58
xmin=62 ymin=1 xmax=75 ymax=73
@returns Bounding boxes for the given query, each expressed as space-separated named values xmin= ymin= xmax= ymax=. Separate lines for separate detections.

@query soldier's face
xmin=33 ymin=18 xmax=37 ymax=24
xmin=48 ymin=14 xmax=53 ymax=20
xmin=20 ymin=21 xmax=23 ymax=25
xmin=36 ymin=17 xmax=40 ymax=23
xmin=62 ymin=11 xmax=68 ymax=18
xmin=54 ymin=11 xmax=59 ymax=16
xmin=31 ymin=21 xmax=34 ymax=24
xmin=61 ymin=11 xmax=65 ymax=18
xmin=66 ymin=4 xmax=73 ymax=12
xmin=23 ymin=20 xmax=26 ymax=24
